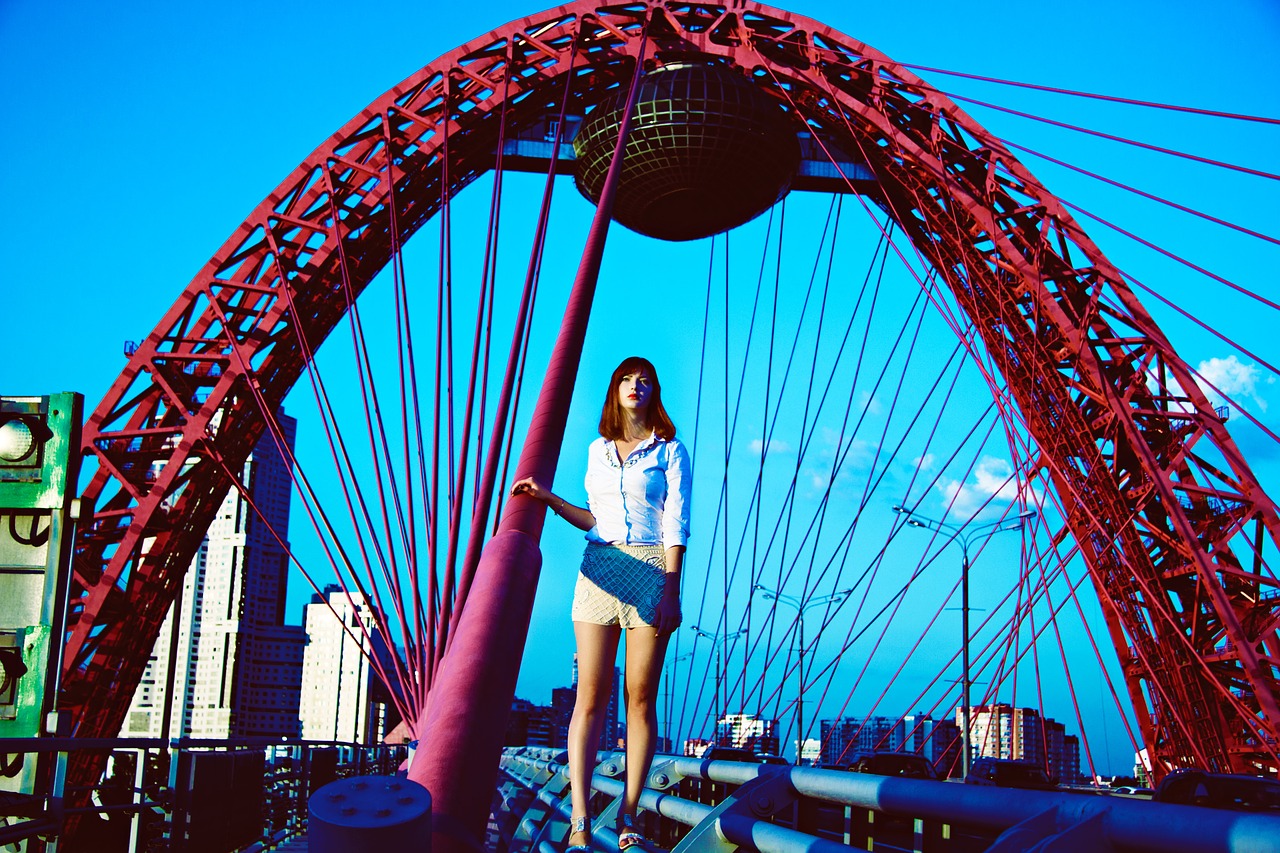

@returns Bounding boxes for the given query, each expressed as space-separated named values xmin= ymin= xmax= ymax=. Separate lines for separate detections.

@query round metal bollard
xmin=309 ymin=775 xmax=431 ymax=852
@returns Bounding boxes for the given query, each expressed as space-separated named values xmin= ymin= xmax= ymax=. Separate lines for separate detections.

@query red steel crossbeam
xmin=62 ymin=1 xmax=1278 ymax=834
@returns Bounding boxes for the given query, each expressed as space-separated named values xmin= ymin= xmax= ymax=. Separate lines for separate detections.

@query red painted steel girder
xmin=63 ymin=0 xmax=1278 ymax=813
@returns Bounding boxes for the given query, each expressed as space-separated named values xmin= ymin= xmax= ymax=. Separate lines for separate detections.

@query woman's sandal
xmin=617 ymin=813 xmax=645 ymax=851
xmin=567 ymin=815 xmax=592 ymax=853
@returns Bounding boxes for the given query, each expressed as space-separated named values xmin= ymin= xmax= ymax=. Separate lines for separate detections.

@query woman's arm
xmin=510 ymin=476 xmax=596 ymax=532
xmin=653 ymin=441 xmax=692 ymax=635
xmin=660 ymin=441 xmax=693 ymax=550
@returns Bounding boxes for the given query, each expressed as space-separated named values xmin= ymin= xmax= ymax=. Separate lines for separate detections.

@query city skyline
xmin=3 ymin=0 xmax=1277 ymax=778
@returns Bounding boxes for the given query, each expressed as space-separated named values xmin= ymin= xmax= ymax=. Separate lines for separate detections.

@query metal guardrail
xmin=496 ymin=747 xmax=1280 ymax=853
xmin=0 ymin=736 xmax=406 ymax=852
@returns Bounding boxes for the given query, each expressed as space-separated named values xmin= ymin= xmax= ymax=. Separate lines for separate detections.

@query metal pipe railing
xmin=500 ymin=748 xmax=1280 ymax=853
xmin=0 ymin=736 xmax=407 ymax=851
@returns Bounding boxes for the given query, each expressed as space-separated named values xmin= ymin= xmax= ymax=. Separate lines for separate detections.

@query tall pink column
xmin=408 ymin=24 xmax=649 ymax=853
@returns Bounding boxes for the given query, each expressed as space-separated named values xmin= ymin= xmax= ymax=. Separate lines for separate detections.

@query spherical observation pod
xmin=62 ymin=0 xmax=1280 ymax=843
xmin=574 ymin=57 xmax=801 ymax=240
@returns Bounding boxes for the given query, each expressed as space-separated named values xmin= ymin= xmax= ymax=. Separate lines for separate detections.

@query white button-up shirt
xmin=584 ymin=433 xmax=692 ymax=550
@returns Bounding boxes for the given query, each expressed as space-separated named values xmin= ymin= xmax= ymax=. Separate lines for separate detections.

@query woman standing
xmin=511 ymin=356 xmax=692 ymax=851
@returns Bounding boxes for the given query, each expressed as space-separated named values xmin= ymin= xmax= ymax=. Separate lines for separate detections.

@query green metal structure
xmin=0 ymin=392 xmax=83 ymax=794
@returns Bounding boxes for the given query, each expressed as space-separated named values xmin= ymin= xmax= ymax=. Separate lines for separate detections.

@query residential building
xmin=714 ymin=713 xmax=778 ymax=754
xmin=683 ymin=738 xmax=713 ymax=757
xmin=122 ymin=411 xmax=304 ymax=738
xmin=820 ymin=713 xmax=958 ymax=775
xmin=966 ymin=704 xmax=1081 ymax=783
xmin=798 ymin=737 xmax=822 ymax=764
xmin=299 ymin=586 xmax=394 ymax=743
xmin=820 ymin=716 xmax=902 ymax=766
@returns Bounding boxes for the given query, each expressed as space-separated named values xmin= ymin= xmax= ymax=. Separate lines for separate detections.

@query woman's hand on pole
xmin=510 ymin=476 xmax=551 ymax=503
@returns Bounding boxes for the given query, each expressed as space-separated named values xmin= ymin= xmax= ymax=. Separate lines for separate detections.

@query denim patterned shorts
xmin=571 ymin=542 xmax=666 ymax=628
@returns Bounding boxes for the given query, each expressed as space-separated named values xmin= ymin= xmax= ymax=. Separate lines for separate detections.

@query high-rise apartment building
xmin=820 ymin=715 xmax=905 ymax=765
xmin=299 ymin=586 xmax=395 ymax=743
xmin=820 ymin=713 xmax=958 ymax=775
xmin=122 ymin=412 xmax=305 ymax=738
xmin=966 ymin=704 xmax=1081 ymax=783
xmin=1061 ymin=733 xmax=1082 ymax=785
xmin=714 ymin=713 xmax=779 ymax=754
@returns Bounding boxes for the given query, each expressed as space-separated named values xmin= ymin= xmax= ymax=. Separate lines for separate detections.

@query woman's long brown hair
xmin=598 ymin=356 xmax=676 ymax=441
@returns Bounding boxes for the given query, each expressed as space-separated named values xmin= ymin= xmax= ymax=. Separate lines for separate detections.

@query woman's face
xmin=617 ymin=370 xmax=654 ymax=414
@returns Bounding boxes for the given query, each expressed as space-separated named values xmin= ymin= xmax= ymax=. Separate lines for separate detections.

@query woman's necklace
xmin=616 ymin=429 xmax=647 ymax=464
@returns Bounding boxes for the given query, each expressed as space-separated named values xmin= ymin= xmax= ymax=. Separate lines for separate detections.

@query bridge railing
xmin=0 ymin=735 xmax=406 ymax=852
xmin=496 ymin=747 xmax=1280 ymax=853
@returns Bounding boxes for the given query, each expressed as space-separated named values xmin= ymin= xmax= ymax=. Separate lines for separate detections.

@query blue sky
xmin=3 ymin=1 xmax=1277 ymax=773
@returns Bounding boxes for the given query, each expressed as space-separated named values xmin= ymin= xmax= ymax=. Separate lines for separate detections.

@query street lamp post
xmin=893 ymin=505 xmax=1034 ymax=778
xmin=663 ymin=650 xmax=694 ymax=752
xmin=690 ymin=624 xmax=746 ymax=740
xmin=753 ymin=584 xmax=853 ymax=764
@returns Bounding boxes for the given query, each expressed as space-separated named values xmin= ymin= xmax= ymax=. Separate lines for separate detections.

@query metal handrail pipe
xmin=512 ymin=771 xmax=625 ymax=853
xmin=598 ymin=773 xmax=852 ymax=853
xmin=665 ymin=756 xmax=764 ymax=787
xmin=0 ymin=737 xmax=168 ymax=752
xmin=641 ymin=757 xmax=1280 ymax=853
xmin=506 ymin=751 xmax=1280 ymax=853
xmin=0 ymin=736 xmax=403 ymax=753
xmin=718 ymin=812 xmax=863 ymax=853
xmin=591 ymin=775 xmax=713 ymax=829
xmin=781 ymin=767 xmax=1280 ymax=853
xmin=504 ymin=752 xmax=564 ymax=780
xmin=534 ymin=784 xmax=566 ymax=813
xmin=0 ymin=818 xmax=60 ymax=847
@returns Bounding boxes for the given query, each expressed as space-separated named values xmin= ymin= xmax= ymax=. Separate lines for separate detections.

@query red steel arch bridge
xmin=39 ymin=1 xmax=1280 ymax=847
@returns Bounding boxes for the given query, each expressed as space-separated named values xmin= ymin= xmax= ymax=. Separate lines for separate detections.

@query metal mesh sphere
xmin=574 ymin=61 xmax=800 ymax=242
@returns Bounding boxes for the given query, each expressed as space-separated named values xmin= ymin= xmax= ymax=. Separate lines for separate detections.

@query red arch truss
xmin=67 ymin=0 xmax=1278 ymax=798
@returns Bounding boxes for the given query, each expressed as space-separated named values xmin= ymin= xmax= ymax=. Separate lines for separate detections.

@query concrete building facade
xmin=715 ymin=713 xmax=779 ymax=755
xmin=966 ymin=703 xmax=1081 ymax=783
xmin=122 ymin=412 xmax=304 ymax=738
xmin=299 ymin=586 xmax=394 ymax=743
xmin=820 ymin=712 xmax=961 ymax=776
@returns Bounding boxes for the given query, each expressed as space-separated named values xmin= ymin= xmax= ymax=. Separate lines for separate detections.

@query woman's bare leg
xmin=620 ymin=627 xmax=671 ymax=816
xmin=568 ymin=621 xmax=621 ymax=841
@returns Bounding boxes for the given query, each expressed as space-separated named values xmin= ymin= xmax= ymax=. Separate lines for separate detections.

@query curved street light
xmin=689 ymin=624 xmax=747 ymax=742
xmin=663 ymin=650 xmax=695 ymax=751
xmin=753 ymin=584 xmax=853 ymax=764
xmin=893 ymin=505 xmax=1035 ymax=778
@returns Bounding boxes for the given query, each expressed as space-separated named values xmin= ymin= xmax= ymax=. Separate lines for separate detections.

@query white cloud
xmin=814 ymin=428 xmax=874 ymax=469
xmin=749 ymin=438 xmax=793 ymax=456
xmin=935 ymin=455 xmax=1021 ymax=517
xmin=913 ymin=453 xmax=937 ymax=472
xmin=1197 ymin=355 xmax=1271 ymax=413
xmin=801 ymin=431 xmax=875 ymax=497
xmin=857 ymin=391 xmax=883 ymax=416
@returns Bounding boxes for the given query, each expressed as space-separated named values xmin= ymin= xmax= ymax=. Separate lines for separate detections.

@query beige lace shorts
xmin=572 ymin=542 xmax=666 ymax=628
